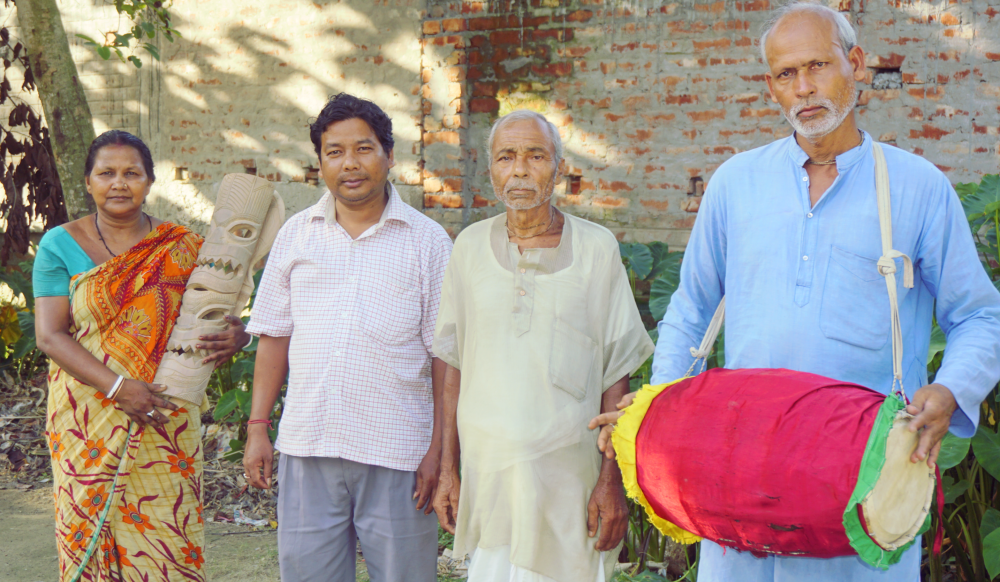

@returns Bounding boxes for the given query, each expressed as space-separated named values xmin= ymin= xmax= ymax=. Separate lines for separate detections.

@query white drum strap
xmin=873 ymin=143 xmax=914 ymax=400
xmin=687 ymin=143 xmax=913 ymax=398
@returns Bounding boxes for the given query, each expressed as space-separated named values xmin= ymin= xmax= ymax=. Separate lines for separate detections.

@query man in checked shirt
xmin=242 ymin=93 xmax=453 ymax=582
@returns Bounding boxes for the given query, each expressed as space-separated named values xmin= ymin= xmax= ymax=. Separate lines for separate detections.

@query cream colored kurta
xmin=433 ymin=213 xmax=654 ymax=582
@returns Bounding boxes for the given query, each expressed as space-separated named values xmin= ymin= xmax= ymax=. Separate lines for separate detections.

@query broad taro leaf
xmin=972 ymin=423 xmax=1000 ymax=481
xmin=982 ymin=508 xmax=1000 ymax=580
xmin=619 ymin=242 xmax=653 ymax=281
xmin=928 ymin=320 xmax=946 ymax=362
xmin=941 ymin=476 xmax=969 ymax=504
xmin=961 ymin=174 xmax=1000 ymax=226
xmin=649 ymin=276 xmax=679 ymax=322
xmin=955 ymin=180 xmax=979 ymax=201
xmin=213 ymin=390 xmax=238 ymax=421
xmin=234 ymin=389 xmax=252 ymax=418
xmin=646 ymin=241 xmax=670 ymax=280
xmin=936 ymin=432 xmax=971 ymax=470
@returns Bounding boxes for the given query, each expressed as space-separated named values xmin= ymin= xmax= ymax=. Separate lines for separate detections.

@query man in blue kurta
xmin=608 ymin=3 xmax=1000 ymax=582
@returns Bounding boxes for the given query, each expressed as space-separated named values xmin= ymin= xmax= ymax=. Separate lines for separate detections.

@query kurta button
xmin=520 ymin=268 xmax=526 ymax=273
xmin=519 ymin=290 xmax=526 ymax=296
xmin=807 ymin=213 xmax=813 ymax=218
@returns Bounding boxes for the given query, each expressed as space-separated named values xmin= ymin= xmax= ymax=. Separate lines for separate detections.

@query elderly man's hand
xmin=433 ymin=467 xmax=461 ymax=534
xmin=587 ymin=461 xmax=628 ymax=552
xmin=587 ymin=391 xmax=638 ymax=460
xmin=906 ymin=383 xmax=957 ymax=467
xmin=198 ymin=315 xmax=252 ymax=369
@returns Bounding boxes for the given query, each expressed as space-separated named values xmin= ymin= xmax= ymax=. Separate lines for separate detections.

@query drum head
xmin=860 ymin=411 xmax=936 ymax=550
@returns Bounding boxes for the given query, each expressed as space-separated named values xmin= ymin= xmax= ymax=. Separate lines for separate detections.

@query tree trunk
xmin=16 ymin=0 xmax=95 ymax=219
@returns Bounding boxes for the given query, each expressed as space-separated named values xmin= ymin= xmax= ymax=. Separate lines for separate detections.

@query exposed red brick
xmin=682 ymin=196 xmax=703 ymax=212
xmin=471 ymin=195 xmax=495 ymax=208
xmin=640 ymin=199 xmax=669 ymax=210
xmin=664 ymin=94 xmax=698 ymax=105
xmin=565 ymin=9 xmax=594 ymax=22
xmin=940 ymin=13 xmax=960 ymax=25
xmin=907 ymin=86 xmax=946 ymax=101
xmin=986 ymin=53 xmax=1000 ymax=62
xmin=687 ymin=109 xmax=727 ymax=122
xmin=531 ymin=62 xmax=573 ymax=77
xmin=909 ymin=124 xmax=952 ymax=140
xmin=740 ymin=108 xmax=780 ymax=118
xmin=490 ymin=30 xmax=522 ymax=45
xmin=443 ymin=178 xmax=463 ymax=192
xmin=693 ymin=38 xmax=731 ymax=51
xmin=599 ymin=180 xmax=634 ymax=193
xmin=871 ymin=53 xmax=906 ymax=68
xmin=592 ymin=196 xmax=629 ymax=208
xmin=470 ymin=97 xmax=500 ymax=113
xmin=737 ymin=0 xmax=770 ymax=11
xmin=424 ymin=194 xmax=463 ymax=208
xmin=422 ymin=20 xmax=441 ymax=35
xmin=424 ymin=131 xmax=460 ymax=146
xmin=443 ymin=18 xmax=465 ymax=32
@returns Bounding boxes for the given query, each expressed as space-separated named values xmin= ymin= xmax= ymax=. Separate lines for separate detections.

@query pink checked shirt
xmin=246 ymin=185 xmax=453 ymax=471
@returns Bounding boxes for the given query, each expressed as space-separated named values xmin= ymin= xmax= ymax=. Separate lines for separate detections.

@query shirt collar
xmin=308 ymin=182 xmax=411 ymax=228
xmin=787 ymin=129 xmax=871 ymax=171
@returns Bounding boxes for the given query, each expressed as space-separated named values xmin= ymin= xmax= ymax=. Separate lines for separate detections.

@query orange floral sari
xmin=46 ymin=224 xmax=206 ymax=582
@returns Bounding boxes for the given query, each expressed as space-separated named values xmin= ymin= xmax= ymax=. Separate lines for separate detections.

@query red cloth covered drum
xmin=612 ymin=367 xmax=934 ymax=569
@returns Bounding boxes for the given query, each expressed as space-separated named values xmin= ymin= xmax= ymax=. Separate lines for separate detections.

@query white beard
xmin=493 ymin=175 xmax=556 ymax=210
xmin=782 ymin=85 xmax=858 ymax=139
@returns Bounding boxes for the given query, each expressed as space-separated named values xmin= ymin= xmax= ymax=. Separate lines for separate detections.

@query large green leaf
xmin=941 ymin=475 xmax=970 ymax=504
xmin=649 ymin=276 xmax=679 ymax=322
xmin=960 ymin=174 xmax=1000 ymax=225
xmin=620 ymin=243 xmax=653 ymax=281
xmin=234 ymin=389 xmax=252 ymax=418
xmin=0 ymin=270 xmax=34 ymax=309
xmin=972 ymin=424 xmax=1000 ymax=481
xmin=646 ymin=242 xmax=670 ymax=281
xmin=937 ymin=432 xmax=971 ymax=470
xmin=982 ymin=509 xmax=1000 ymax=580
xmin=213 ymin=390 xmax=238 ymax=421
xmin=928 ymin=320 xmax=946 ymax=362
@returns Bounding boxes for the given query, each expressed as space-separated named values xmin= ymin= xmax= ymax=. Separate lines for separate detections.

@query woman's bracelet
xmin=106 ymin=375 xmax=126 ymax=401
xmin=247 ymin=419 xmax=273 ymax=430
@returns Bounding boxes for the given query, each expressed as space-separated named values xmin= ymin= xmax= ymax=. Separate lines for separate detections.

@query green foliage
xmin=75 ymin=1 xmax=180 ymax=69
xmin=926 ymin=174 xmax=1000 ymax=582
xmin=206 ymin=270 xmax=281 ymax=461
xmin=0 ymin=249 xmax=46 ymax=382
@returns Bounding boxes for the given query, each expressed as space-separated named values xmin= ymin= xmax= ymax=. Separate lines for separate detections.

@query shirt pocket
xmin=549 ymin=319 xmax=597 ymax=401
xmin=360 ymin=279 xmax=423 ymax=346
xmin=819 ymin=246 xmax=891 ymax=350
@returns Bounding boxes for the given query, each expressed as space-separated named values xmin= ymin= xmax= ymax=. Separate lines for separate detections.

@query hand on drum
xmin=198 ymin=315 xmax=252 ymax=369
xmin=588 ymin=391 xmax=638 ymax=461
xmin=114 ymin=379 xmax=179 ymax=428
xmin=906 ymin=383 xmax=958 ymax=467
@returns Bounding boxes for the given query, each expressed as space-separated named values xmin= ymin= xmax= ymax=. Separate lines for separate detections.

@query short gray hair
xmin=486 ymin=110 xmax=563 ymax=169
xmin=759 ymin=2 xmax=857 ymax=68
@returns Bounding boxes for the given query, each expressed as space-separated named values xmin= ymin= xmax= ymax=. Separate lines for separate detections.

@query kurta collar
xmin=787 ymin=130 xmax=872 ymax=171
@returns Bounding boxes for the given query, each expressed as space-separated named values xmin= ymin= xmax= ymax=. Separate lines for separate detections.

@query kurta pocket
xmin=550 ymin=319 xmax=597 ymax=401
xmin=819 ymin=246 xmax=892 ymax=350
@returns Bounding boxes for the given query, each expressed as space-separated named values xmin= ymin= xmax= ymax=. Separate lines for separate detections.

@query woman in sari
xmin=34 ymin=130 xmax=249 ymax=581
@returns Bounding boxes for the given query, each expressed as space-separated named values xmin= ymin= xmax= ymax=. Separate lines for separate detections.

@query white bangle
xmin=106 ymin=375 xmax=126 ymax=401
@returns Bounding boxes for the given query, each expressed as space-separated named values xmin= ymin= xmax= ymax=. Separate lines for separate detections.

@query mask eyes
xmin=228 ymin=223 xmax=257 ymax=240
xmin=199 ymin=309 xmax=227 ymax=321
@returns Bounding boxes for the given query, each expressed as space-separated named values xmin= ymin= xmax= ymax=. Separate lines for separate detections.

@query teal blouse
xmin=33 ymin=227 xmax=96 ymax=297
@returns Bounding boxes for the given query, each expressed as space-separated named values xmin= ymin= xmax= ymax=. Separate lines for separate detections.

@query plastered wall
xmin=5 ymin=0 xmax=1000 ymax=244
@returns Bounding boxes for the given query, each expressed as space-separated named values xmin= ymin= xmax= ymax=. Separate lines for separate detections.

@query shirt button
xmin=802 ymin=176 xmax=808 ymax=182
xmin=802 ymin=255 xmax=809 ymax=261
xmin=807 ymin=213 xmax=813 ymax=218
xmin=519 ymin=290 xmax=526 ymax=296
xmin=520 ymin=268 xmax=526 ymax=274
xmin=334 ymin=351 xmax=342 ymax=357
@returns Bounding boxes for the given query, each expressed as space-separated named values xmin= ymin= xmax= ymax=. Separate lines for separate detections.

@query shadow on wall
xmin=106 ymin=0 xmax=428 ymax=234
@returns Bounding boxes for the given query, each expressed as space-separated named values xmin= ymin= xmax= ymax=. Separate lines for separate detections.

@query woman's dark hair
xmin=84 ymin=130 xmax=155 ymax=182
xmin=310 ymin=93 xmax=394 ymax=157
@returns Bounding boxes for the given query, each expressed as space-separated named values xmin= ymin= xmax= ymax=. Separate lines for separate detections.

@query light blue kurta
xmin=651 ymin=131 xmax=1000 ymax=581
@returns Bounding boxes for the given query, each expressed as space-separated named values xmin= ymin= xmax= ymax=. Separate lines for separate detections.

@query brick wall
xmin=420 ymin=0 xmax=1000 ymax=244
xmin=6 ymin=0 xmax=1000 ymax=244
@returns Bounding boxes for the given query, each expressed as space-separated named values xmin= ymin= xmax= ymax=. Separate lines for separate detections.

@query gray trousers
xmin=277 ymin=454 xmax=438 ymax=582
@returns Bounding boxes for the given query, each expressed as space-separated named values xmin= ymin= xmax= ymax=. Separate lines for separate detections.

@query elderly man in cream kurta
xmin=432 ymin=110 xmax=654 ymax=582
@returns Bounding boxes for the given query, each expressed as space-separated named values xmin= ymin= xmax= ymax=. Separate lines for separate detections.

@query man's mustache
xmin=339 ymin=174 xmax=369 ymax=183
xmin=789 ymin=98 xmax=835 ymax=118
xmin=503 ymin=178 xmax=538 ymax=196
